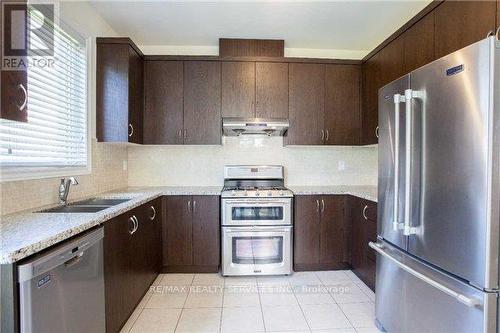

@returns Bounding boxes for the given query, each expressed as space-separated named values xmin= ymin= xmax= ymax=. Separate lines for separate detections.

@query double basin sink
xmin=38 ymin=198 xmax=131 ymax=213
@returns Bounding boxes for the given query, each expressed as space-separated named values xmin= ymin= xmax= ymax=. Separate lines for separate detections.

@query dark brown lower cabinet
xmin=163 ymin=195 xmax=220 ymax=272
xmin=104 ymin=198 xmax=162 ymax=333
xmin=348 ymin=196 xmax=377 ymax=291
xmin=294 ymin=195 xmax=348 ymax=271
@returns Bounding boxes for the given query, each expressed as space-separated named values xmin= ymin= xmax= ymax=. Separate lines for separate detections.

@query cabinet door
xmin=319 ymin=196 xmax=345 ymax=266
xmin=184 ymin=61 xmax=221 ymax=144
xmin=1 ymin=71 xmax=28 ymax=122
xmin=255 ymin=62 xmax=288 ymax=119
xmin=144 ymin=61 xmax=184 ymax=144
xmin=96 ymin=43 xmax=129 ymax=142
xmin=435 ymin=1 xmax=496 ymax=58
xmin=402 ymin=12 xmax=435 ymax=73
xmin=1 ymin=3 xmax=28 ymax=122
xmin=361 ymin=53 xmax=380 ymax=145
xmin=324 ymin=65 xmax=360 ymax=145
xmin=192 ymin=196 xmax=220 ymax=266
xmin=164 ymin=196 xmax=193 ymax=266
xmin=128 ymin=46 xmax=143 ymax=144
xmin=287 ymin=63 xmax=325 ymax=145
xmin=221 ymin=62 xmax=255 ymax=118
xmin=104 ymin=213 xmax=135 ymax=333
xmin=294 ymin=195 xmax=321 ymax=266
xmin=350 ymin=198 xmax=365 ymax=276
xmin=379 ymin=37 xmax=404 ymax=87
xmin=140 ymin=199 xmax=162 ymax=287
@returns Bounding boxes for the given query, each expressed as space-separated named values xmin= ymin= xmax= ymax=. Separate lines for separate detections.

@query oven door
xmin=222 ymin=198 xmax=292 ymax=226
xmin=222 ymin=226 xmax=292 ymax=276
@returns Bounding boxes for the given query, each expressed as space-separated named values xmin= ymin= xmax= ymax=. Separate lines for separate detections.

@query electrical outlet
xmin=337 ymin=161 xmax=346 ymax=171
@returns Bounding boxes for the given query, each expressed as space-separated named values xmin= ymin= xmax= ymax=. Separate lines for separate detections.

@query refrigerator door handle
xmin=369 ymin=241 xmax=480 ymax=308
xmin=393 ymin=93 xmax=406 ymax=231
xmin=403 ymin=89 xmax=422 ymax=236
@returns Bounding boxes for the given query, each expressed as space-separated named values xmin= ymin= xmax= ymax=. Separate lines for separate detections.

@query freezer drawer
xmin=372 ymin=240 xmax=496 ymax=333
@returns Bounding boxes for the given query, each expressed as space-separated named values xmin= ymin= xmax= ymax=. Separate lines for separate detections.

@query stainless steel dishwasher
xmin=17 ymin=227 xmax=105 ymax=333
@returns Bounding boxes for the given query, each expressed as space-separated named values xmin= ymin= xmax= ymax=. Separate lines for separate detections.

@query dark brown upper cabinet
xmin=294 ymin=195 xmax=347 ymax=271
xmin=1 ymin=3 xmax=28 ymax=122
xmin=1 ymin=71 xmax=28 ymax=122
xmin=287 ymin=63 xmax=325 ymax=145
xmin=324 ymin=65 xmax=361 ymax=145
xmin=96 ymin=38 xmax=143 ymax=144
xmin=361 ymin=53 xmax=379 ymax=145
xmin=378 ymin=37 xmax=404 ymax=87
xmin=144 ymin=61 xmax=183 ymax=144
xmin=434 ymin=1 xmax=496 ymax=59
xmin=221 ymin=62 xmax=255 ymax=118
xmin=255 ymin=62 xmax=289 ymax=119
xmin=183 ymin=61 xmax=222 ymax=145
xmin=402 ymin=11 xmax=435 ymax=73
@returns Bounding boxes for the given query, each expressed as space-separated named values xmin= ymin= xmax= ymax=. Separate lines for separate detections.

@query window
xmin=0 ymin=5 xmax=89 ymax=181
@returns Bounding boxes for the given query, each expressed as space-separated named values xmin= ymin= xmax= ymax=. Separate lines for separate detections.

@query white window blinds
xmin=0 ymin=6 xmax=88 ymax=178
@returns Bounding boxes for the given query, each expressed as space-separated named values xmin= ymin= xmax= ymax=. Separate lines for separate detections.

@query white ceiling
xmin=89 ymin=1 xmax=431 ymax=57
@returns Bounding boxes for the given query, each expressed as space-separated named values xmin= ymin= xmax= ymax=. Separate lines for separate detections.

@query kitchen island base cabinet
xmin=104 ymin=198 xmax=162 ymax=333
xmin=294 ymin=195 xmax=349 ymax=271
xmin=163 ymin=195 xmax=220 ymax=273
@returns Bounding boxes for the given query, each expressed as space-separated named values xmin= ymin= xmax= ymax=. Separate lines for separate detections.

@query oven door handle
xmin=223 ymin=226 xmax=292 ymax=233
xmin=224 ymin=201 xmax=290 ymax=206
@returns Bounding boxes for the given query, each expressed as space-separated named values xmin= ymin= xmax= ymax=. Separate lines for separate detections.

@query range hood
xmin=222 ymin=118 xmax=289 ymax=136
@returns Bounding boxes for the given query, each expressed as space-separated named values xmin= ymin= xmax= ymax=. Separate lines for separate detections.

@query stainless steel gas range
xmin=221 ymin=165 xmax=293 ymax=276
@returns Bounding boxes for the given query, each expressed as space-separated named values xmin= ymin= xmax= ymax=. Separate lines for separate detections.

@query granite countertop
xmin=289 ymin=185 xmax=377 ymax=202
xmin=0 ymin=186 xmax=221 ymax=264
xmin=0 ymin=184 xmax=375 ymax=264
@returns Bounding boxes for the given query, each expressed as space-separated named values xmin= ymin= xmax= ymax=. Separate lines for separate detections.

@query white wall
xmin=128 ymin=137 xmax=377 ymax=187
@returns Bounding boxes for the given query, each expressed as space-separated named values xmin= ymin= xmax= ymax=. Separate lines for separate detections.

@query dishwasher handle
xmin=17 ymin=227 xmax=104 ymax=282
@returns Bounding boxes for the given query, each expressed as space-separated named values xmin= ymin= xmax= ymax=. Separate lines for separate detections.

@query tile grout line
xmin=256 ymin=279 xmax=267 ymax=332
xmin=289 ymin=278 xmax=314 ymax=333
xmin=219 ymin=276 xmax=225 ymax=333
xmin=173 ymin=274 xmax=195 ymax=333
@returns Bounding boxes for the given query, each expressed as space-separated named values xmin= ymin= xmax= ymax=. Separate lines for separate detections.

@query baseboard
xmin=162 ymin=265 xmax=220 ymax=273
xmin=294 ymin=262 xmax=350 ymax=272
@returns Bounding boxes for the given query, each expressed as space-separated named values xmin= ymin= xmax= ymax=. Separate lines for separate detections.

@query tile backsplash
xmin=128 ymin=137 xmax=377 ymax=187
xmin=1 ymin=140 xmax=128 ymax=216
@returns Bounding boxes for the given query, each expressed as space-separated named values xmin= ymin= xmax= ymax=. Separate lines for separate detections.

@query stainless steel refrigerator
xmin=373 ymin=36 xmax=500 ymax=333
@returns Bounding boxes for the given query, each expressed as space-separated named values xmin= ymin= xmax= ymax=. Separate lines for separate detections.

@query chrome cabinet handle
xmin=178 ymin=129 xmax=182 ymax=139
xmin=316 ymin=199 xmax=320 ymax=213
xmin=187 ymin=200 xmax=191 ymax=212
xmin=496 ymin=26 xmax=500 ymax=40
xmin=369 ymin=242 xmax=480 ymax=307
xmin=321 ymin=130 xmax=325 ymax=142
xmin=18 ymin=84 xmax=27 ymax=111
xmin=149 ymin=206 xmax=156 ymax=221
xmin=375 ymin=126 xmax=379 ymax=139
xmin=128 ymin=124 xmax=134 ymax=137
xmin=193 ymin=200 xmax=196 ymax=213
xmin=321 ymin=199 xmax=325 ymax=213
xmin=128 ymin=216 xmax=137 ymax=235
xmin=133 ymin=216 xmax=139 ymax=232
xmin=362 ymin=205 xmax=369 ymax=220
xmin=325 ymin=130 xmax=329 ymax=142
xmin=183 ymin=129 xmax=187 ymax=139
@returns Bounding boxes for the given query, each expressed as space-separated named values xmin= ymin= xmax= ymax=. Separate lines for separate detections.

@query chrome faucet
xmin=59 ymin=177 xmax=79 ymax=205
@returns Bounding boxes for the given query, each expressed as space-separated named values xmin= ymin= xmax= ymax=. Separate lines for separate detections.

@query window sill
xmin=0 ymin=165 xmax=92 ymax=183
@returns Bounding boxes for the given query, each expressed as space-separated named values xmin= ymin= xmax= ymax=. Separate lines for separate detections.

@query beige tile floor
xmin=121 ymin=270 xmax=379 ymax=333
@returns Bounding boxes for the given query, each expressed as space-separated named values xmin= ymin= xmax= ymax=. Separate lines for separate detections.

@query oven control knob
xmin=244 ymin=190 xmax=248 ymax=196
xmin=255 ymin=191 xmax=260 ymax=196
xmin=279 ymin=191 xmax=284 ymax=196
xmin=267 ymin=191 xmax=272 ymax=196
xmin=232 ymin=190 xmax=236 ymax=196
